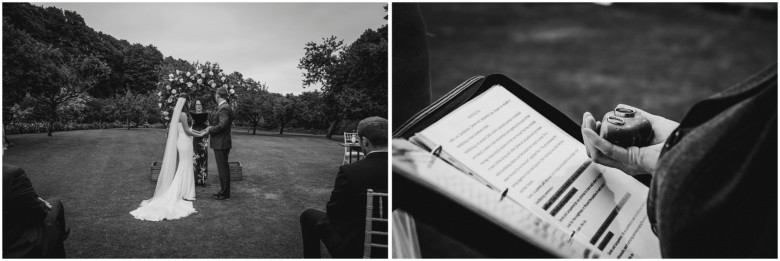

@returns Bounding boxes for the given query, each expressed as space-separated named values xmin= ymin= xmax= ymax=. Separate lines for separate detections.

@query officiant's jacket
xmin=209 ymin=102 xmax=234 ymax=150
xmin=648 ymin=63 xmax=777 ymax=258
xmin=320 ymin=151 xmax=388 ymax=257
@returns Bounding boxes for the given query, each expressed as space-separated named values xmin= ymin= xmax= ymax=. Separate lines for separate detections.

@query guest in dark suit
xmin=300 ymin=116 xmax=389 ymax=258
xmin=3 ymin=163 xmax=68 ymax=258
xmin=204 ymin=87 xmax=234 ymax=200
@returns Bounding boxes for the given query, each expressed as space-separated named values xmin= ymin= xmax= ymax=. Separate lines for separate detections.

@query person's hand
xmin=39 ymin=197 xmax=52 ymax=210
xmin=581 ymin=104 xmax=679 ymax=176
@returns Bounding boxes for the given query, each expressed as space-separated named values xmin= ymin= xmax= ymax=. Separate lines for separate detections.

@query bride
xmin=131 ymin=94 xmax=205 ymax=221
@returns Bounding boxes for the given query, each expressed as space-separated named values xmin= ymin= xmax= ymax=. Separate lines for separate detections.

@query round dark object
xmin=599 ymin=106 xmax=654 ymax=147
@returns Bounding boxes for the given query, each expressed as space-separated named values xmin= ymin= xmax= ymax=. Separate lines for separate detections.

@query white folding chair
xmin=363 ymin=189 xmax=388 ymax=258
xmin=392 ymin=210 xmax=422 ymax=258
xmin=343 ymin=132 xmax=363 ymax=164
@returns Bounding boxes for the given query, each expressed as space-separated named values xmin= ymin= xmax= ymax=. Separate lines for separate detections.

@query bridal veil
xmin=154 ymin=97 xmax=184 ymax=198
xmin=130 ymin=97 xmax=196 ymax=221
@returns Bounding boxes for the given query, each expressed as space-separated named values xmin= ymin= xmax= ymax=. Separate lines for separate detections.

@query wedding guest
xmin=300 ymin=117 xmax=389 ymax=258
xmin=3 ymin=163 xmax=69 ymax=258
xmin=191 ymin=99 xmax=209 ymax=186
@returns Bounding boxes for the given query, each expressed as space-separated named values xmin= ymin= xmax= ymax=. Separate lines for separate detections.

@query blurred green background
xmin=419 ymin=3 xmax=776 ymax=122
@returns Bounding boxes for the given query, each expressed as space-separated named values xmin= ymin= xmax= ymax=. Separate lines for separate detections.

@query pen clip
xmin=427 ymin=146 xmax=443 ymax=168
xmin=432 ymin=146 xmax=442 ymax=157
xmin=499 ymin=188 xmax=509 ymax=201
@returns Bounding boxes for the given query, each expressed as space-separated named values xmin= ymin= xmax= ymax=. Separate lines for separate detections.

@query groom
xmin=204 ymin=87 xmax=234 ymax=200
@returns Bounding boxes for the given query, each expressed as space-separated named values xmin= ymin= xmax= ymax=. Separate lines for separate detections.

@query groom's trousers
xmin=213 ymin=149 xmax=231 ymax=196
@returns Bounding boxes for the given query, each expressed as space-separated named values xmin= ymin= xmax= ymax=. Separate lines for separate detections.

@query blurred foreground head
xmin=357 ymin=116 xmax=388 ymax=151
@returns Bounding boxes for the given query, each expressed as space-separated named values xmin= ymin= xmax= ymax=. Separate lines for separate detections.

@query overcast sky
xmin=39 ymin=2 xmax=387 ymax=95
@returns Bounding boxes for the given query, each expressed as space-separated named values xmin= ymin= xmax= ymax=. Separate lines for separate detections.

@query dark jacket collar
xmin=363 ymin=151 xmax=388 ymax=160
xmin=679 ymin=63 xmax=776 ymax=128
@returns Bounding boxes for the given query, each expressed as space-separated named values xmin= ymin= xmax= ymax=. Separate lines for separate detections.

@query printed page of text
xmin=393 ymin=139 xmax=600 ymax=258
xmin=417 ymin=85 xmax=661 ymax=258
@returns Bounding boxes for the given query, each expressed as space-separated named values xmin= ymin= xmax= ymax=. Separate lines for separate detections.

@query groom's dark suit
xmin=209 ymin=101 xmax=234 ymax=197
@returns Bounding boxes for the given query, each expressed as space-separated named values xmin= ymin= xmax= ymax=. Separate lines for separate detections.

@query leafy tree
xmin=298 ymin=24 xmax=388 ymax=139
xmin=114 ymin=91 xmax=156 ymax=129
xmin=3 ymin=15 xmax=111 ymax=136
xmin=298 ymin=36 xmax=344 ymax=138
xmin=83 ymin=97 xmax=116 ymax=128
xmin=3 ymin=18 xmax=45 ymax=129
xmin=299 ymin=36 xmax=344 ymax=89
xmin=295 ymin=90 xmax=327 ymax=129
xmin=56 ymin=95 xmax=88 ymax=124
xmin=121 ymin=43 xmax=163 ymax=94
xmin=4 ymin=3 xmax=164 ymax=98
xmin=339 ymin=27 xmax=388 ymax=118
xmin=271 ymin=94 xmax=298 ymax=135
xmin=4 ymin=3 xmax=337 ymax=136
xmin=235 ymin=81 xmax=269 ymax=135
xmin=38 ymin=54 xmax=110 ymax=136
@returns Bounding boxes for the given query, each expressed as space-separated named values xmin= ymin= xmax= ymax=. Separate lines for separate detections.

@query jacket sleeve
xmin=325 ymin=166 xmax=349 ymax=221
xmin=3 ymin=167 xmax=47 ymax=223
xmin=210 ymin=106 xmax=230 ymax=134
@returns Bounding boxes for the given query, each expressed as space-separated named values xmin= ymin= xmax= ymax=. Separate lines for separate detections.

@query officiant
xmin=191 ymin=99 xmax=209 ymax=186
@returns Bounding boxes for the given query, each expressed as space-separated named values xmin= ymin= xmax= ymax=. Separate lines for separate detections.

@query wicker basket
xmin=150 ymin=161 xmax=161 ymax=182
xmin=150 ymin=161 xmax=242 ymax=181
xmin=229 ymin=161 xmax=243 ymax=181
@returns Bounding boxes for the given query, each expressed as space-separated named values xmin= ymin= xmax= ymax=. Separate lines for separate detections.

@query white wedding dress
xmin=131 ymin=98 xmax=197 ymax=221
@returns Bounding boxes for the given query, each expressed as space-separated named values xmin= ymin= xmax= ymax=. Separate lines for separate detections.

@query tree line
xmin=3 ymin=3 xmax=387 ymax=138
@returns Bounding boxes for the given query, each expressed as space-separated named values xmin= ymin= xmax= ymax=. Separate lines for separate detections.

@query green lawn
xmin=420 ymin=3 xmax=777 ymax=122
xmin=3 ymin=128 xmax=345 ymax=258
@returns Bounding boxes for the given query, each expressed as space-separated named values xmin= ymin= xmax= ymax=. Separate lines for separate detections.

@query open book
xmin=394 ymin=85 xmax=661 ymax=258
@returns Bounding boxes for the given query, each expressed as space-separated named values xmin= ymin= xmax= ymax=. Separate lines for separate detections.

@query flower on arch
xmin=197 ymin=79 xmax=203 ymax=84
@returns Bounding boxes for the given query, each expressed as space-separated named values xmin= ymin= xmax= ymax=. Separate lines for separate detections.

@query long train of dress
xmin=130 ymin=123 xmax=197 ymax=221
